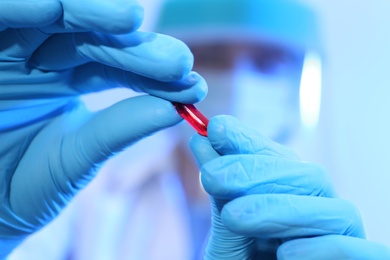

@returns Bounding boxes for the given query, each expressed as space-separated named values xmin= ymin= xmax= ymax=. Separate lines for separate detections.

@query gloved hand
xmin=0 ymin=0 xmax=207 ymax=257
xmin=190 ymin=116 xmax=390 ymax=259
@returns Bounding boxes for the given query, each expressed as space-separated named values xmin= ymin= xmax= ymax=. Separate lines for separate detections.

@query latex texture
xmin=190 ymin=115 xmax=390 ymax=259
xmin=0 ymin=0 xmax=207 ymax=257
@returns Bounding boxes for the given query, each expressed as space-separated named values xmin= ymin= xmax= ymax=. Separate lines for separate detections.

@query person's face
xmin=190 ymin=42 xmax=304 ymax=144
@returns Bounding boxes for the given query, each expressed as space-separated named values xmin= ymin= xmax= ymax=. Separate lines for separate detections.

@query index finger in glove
xmin=0 ymin=0 xmax=143 ymax=60
xmin=189 ymin=115 xmax=298 ymax=168
xmin=42 ymin=0 xmax=144 ymax=34
xmin=71 ymin=64 xmax=207 ymax=104
xmin=31 ymin=31 xmax=193 ymax=82
xmin=0 ymin=1 xmax=61 ymax=60
xmin=221 ymin=194 xmax=365 ymax=239
xmin=0 ymin=1 xmax=62 ymax=29
xmin=200 ymin=154 xmax=335 ymax=199
xmin=0 ymin=0 xmax=143 ymax=33
xmin=207 ymin=115 xmax=299 ymax=159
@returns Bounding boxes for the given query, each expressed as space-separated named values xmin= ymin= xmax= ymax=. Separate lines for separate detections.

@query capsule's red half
xmin=173 ymin=102 xmax=209 ymax=137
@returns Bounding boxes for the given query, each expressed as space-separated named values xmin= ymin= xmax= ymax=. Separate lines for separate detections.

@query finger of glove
xmin=204 ymin=200 xmax=257 ymax=259
xmin=189 ymin=115 xmax=298 ymax=174
xmin=0 ymin=1 xmax=61 ymax=29
xmin=30 ymin=31 xmax=193 ymax=82
xmin=70 ymin=63 xmax=207 ymax=104
xmin=221 ymin=194 xmax=365 ymax=239
xmin=0 ymin=0 xmax=143 ymax=59
xmin=188 ymin=137 xmax=257 ymax=258
xmin=189 ymin=134 xmax=220 ymax=169
xmin=41 ymin=0 xmax=144 ymax=34
xmin=9 ymin=95 xmax=181 ymax=223
xmin=63 ymin=95 xmax=182 ymax=179
xmin=0 ymin=0 xmax=61 ymax=60
xmin=207 ymin=115 xmax=299 ymax=159
xmin=277 ymin=235 xmax=390 ymax=260
xmin=200 ymin=154 xmax=335 ymax=199
xmin=0 ymin=28 xmax=51 ymax=61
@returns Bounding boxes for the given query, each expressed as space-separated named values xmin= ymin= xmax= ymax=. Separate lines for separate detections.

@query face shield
xmin=190 ymin=42 xmax=304 ymax=143
xmin=156 ymin=0 xmax=323 ymax=144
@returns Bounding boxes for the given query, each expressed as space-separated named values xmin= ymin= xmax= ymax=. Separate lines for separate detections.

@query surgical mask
xmin=232 ymin=57 xmax=301 ymax=143
xmin=195 ymin=69 xmax=238 ymax=117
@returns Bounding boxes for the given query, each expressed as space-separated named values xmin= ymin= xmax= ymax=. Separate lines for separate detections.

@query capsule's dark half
xmin=173 ymin=102 xmax=209 ymax=137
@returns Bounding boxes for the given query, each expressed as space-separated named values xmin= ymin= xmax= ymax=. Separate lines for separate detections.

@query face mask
xmin=232 ymin=58 xmax=301 ymax=143
xmin=196 ymin=58 xmax=301 ymax=144
xmin=195 ymin=69 xmax=238 ymax=117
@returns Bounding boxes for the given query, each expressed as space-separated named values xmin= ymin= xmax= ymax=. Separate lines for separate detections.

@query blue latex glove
xmin=0 ymin=0 xmax=207 ymax=257
xmin=190 ymin=116 xmax=390 ymax=259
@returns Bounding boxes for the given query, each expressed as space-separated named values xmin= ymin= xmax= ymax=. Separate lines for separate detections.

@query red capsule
xmin=173 ymin=102 xmax=209 ymax=137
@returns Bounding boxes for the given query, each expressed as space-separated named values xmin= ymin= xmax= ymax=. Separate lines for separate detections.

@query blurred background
xmin=139 ymin=0 xmax=390 ymax=246
xmin=299 ymin=0 xmax=390 ymax=246
xmin=8 ymin=0 xmax=390 ymax=259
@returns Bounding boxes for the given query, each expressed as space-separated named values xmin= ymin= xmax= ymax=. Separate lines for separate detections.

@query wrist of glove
xmin=190 ymin=115 xmax=390 ymax=259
